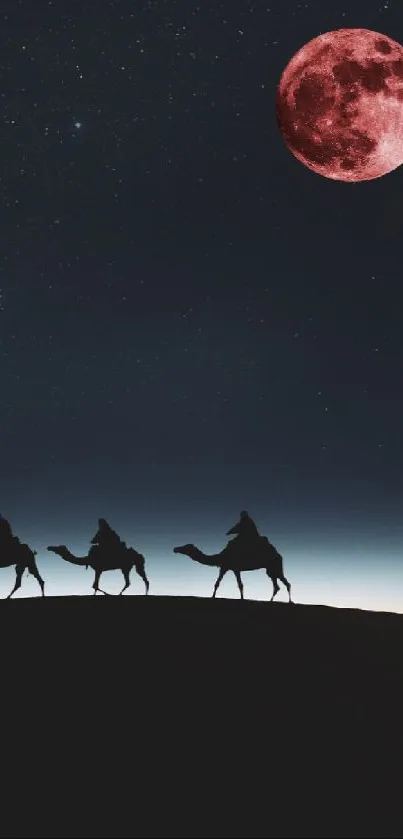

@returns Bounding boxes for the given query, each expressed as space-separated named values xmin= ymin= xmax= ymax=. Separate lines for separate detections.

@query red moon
xmin=276 ymin=28 xmax=403 ymax=181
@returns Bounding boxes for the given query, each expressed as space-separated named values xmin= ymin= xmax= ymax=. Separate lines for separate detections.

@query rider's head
xmin=240 ymin=510 xmax=248 ymax=518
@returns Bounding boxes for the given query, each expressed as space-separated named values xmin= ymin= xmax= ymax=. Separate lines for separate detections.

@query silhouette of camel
xmin=173 ymin=537 xmax=292 ymax=601
xmin=1 ymin=542 xmax=45 ymax=599
xmin=47 ymin=544 xmax=149 ymax=595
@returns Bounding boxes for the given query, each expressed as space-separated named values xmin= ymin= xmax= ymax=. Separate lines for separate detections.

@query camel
xmin=47 ymin=544 xmax=149 ymax=596
xmin=173 ymin=536 xmax=292 ymax=602
xmin=1 ymin=542 xmax=45 ymax=599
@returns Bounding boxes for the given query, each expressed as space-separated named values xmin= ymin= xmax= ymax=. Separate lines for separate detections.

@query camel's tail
xmin=263 ymin=537 xmax=284 ymax=576
xmin=272 ymin=549 xmax=285 ymax=578
xmin=136 ymin=553 xmax=146 ymax=573
xmin=275 ymin=552 xmax=284 ymax=575
xmin=126 ymin=546 xmax=145 ymax=572
xmin=28 ymin=557 xmax=40 ymax=576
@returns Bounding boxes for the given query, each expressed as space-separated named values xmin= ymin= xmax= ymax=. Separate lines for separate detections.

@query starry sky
xmin=1 ymin=0 xmax=402 ymax=610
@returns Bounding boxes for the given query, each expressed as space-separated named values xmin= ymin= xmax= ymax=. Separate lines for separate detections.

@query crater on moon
xmin=276 ymin=29 xmax=403 ymax=181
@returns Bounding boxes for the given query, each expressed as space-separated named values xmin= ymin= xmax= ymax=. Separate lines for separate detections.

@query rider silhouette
xmin=226 ymin=510 xmax=261 ymax=542
xmin=0 ymin=515 xmax=14 ymax=543
xmin=0 ymin=514 xmax=21 ymax=549
xmin=90 ymin=518 xmax=126 ymax=558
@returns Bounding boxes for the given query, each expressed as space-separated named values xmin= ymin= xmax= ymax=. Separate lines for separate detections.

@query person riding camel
xmin=0 ymin=514 xmax=21 ymax=550
xmin=89 ymin=518 xmax=127 ymax=561
xmin=0 ymin=515 xmax=14 ymax=544
xmin=226 ymin=510 xmax=261 ymax=542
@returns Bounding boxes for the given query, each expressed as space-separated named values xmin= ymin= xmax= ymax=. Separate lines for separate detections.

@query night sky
xmin=1 ymin=0 xmax=402 ymax=610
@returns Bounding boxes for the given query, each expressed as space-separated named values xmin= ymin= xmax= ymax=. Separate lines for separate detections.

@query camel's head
xmin=173 ymin=544 xmax=195 ymax=556
xmin=47 ymin=545 xmax=65 ymax=556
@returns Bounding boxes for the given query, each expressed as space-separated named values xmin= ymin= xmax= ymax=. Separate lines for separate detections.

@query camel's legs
xmin=7 ymin=564 xmax=24 ymax=599
xmin=233 ymin=570 xmax=244 ymax=600
xmin=279 ymin=574 xmax=293 ymax=603
xmin=92 ymin=569 xmax=111 ymax=595
xmin=279 ymin=576 xmax=292 ymax=603
xmin=28 ymin=559 xmax=45 ymax=597
xmin=136 ymin=567 xmax=149 ymax=594
xmin=118 ymin=568 xmax=131 ymax=595
xmin=212 ymin=567 xmax=227 ymax=598
xmin=92 ymin=569 xmax=102 ymax=595
xmin=266 ymin=570 xmax=280 ymax=601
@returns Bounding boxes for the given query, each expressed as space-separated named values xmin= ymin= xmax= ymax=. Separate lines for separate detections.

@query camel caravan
xmin=0 ymin=511 xmax=292 ymax=602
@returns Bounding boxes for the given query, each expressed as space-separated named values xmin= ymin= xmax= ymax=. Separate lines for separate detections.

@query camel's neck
xmin=191 ymin=548 xmax=220 ymax=567
xmin=59 ymin=550 xmax=88 ymax=567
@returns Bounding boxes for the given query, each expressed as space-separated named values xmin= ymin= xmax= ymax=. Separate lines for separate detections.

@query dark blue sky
xmin=1 ymin=0 xmax=402 ymax=609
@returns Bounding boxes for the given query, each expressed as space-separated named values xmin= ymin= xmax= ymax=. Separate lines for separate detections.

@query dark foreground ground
xmin=1 ymin=594 xmax=403 ymax=838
